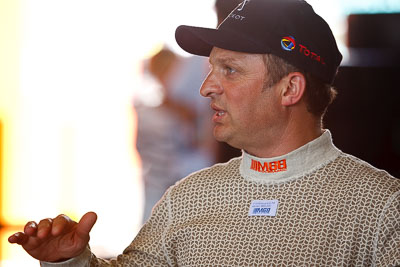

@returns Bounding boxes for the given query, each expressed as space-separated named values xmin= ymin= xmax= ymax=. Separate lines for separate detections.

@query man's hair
xmin=149 ymin=48 xmax=177 ymax=83
xmin=263 ymin=54 xmax=337 ymax=118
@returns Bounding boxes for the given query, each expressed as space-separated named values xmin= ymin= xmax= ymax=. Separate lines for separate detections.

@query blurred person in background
xmin=9 ymin=0 xmax=400 ymax=266
xmin=135 ymin=47 xmax=214 ymax=223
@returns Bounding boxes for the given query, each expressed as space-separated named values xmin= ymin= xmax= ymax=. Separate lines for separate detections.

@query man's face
xmin=200 ymin=47 xmax=284 ymax=155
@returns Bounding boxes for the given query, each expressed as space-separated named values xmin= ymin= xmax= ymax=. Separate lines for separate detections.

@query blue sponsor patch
xmin=249 ymin=200 xmax=278 ymax=217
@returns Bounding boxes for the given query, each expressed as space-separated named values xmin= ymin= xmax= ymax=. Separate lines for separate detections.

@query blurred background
xmin=0 ymin=0 xmax=399 ymax=266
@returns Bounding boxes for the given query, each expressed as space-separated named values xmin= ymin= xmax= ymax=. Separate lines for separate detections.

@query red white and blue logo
xmin=280 ymin=35 xmax=326 ymax=65
xmin=281 ymin=36 xmax=296 ymax=51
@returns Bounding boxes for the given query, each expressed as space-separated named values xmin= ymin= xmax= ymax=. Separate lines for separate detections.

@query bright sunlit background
xmin=0 ymin=0 xmax=399 ymax=266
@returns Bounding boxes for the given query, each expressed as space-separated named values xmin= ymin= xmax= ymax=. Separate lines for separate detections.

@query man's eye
xmin=224 ymin=66 xmax=236 ymax=75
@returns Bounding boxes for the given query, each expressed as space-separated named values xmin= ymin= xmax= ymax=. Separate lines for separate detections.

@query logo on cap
xmin=237 ymin=0 xmax=250 ymax=11
xmin=281 ymin=36 xmax=296 ymax=51
xmin=281 ymin=35 xmax=326 ymax=65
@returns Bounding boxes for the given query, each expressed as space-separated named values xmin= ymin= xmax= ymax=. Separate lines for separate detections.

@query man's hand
xmin=8 ymin=211 xmax=97 ymax=262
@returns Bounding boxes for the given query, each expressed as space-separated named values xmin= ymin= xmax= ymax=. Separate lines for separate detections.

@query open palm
xmin=8 ymin=212 xmax=97 ymax=262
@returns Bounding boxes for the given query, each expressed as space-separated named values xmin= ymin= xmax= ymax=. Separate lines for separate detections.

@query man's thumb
xmin=76 ymin=212 xmax=97 ymax=239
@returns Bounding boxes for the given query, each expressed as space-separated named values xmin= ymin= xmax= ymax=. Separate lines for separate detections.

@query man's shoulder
xmin=170 ymin=156 xmax=243 ymax=192
xmin=333 ymin=152 xmax=400 ymax=193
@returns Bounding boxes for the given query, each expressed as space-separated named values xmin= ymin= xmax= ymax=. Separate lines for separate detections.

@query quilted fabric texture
xmin=42 ymin=132 xmax=400 ymax=266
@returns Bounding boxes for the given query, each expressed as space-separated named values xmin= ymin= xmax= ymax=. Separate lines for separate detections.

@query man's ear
xmin=281 ymin=72 xmax=306 ymax=107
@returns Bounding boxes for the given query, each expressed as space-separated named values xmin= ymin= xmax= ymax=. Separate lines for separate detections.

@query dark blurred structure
xmin=346 ymin=13 xmax=400 ymax=66
xmin=324 ymin=13 xmax=400 ymax=177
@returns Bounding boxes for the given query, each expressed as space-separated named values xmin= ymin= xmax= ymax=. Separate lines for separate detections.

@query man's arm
xmin=8 ymin=188 xmax=174 ymax=266
xmin=374 ymin=191 xmax=400 ymax=267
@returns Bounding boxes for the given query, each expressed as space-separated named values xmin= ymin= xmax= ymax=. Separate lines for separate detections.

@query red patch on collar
xmin=250 ymin=159 xmax=287 ymax=173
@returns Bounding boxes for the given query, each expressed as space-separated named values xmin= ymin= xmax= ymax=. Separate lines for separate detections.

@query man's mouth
xmin=211 ymin=104 xmax=226 ymax=115
xmin=211 ymin=104 xmax=226 ymax=122
xmin=217 ymin=111 xmax=225 ymax=116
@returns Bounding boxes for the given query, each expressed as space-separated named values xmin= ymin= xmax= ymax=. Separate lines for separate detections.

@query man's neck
xmin=245 ymin=115 xmax=322 ymax=158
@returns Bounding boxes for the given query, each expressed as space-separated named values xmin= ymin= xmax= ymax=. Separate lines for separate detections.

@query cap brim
xmin=175 ymin=25 xmax=268 ymax=57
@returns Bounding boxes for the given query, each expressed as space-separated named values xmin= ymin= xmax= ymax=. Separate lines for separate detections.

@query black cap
xmin=175 ymin=0 xmax=342 ymax=84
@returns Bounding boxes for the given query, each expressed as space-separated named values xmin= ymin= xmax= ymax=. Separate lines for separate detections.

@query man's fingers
xmin=37 ymin=218 xmax=53 ymax=239
xmin=8 ymin=232 xmax=29 ymax=245
xmin=75 ymin=212 xmax=97 ymax=240
xmin=9 ymin=220 xmax=38 ymax=245
xmin=51 ymin=214 xmax=73 ymax=236
xmin=9 ymin=212 xmax=97 ymax=251
xmin=24 ymin=221 xmax=38 ymax=236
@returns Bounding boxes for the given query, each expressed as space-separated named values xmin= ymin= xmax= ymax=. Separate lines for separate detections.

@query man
xmin=9 ymin=0 xmax=400 ymax=266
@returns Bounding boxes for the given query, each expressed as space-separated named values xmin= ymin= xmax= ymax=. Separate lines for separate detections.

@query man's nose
xmin=200 ymin=71 xmax=223 ymax=98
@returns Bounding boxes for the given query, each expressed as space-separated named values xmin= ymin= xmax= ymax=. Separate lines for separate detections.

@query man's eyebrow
xmin=210 ymin=56 xmax=242 ymax=65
